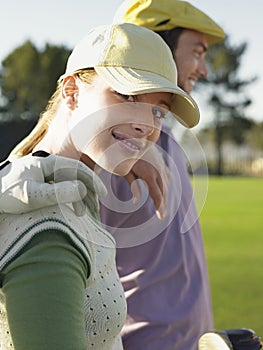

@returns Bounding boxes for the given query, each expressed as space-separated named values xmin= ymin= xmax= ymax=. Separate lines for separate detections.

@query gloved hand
xmin=199 ymin=328 xmax=262 ymax=350
xmin=0 ymin=154 xmax=107 ymax=216
xmin=217 ymin=328 xmax=262 ymax=350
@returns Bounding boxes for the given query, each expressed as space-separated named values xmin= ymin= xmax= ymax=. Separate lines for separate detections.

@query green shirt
xmin=0 ymin=205 xmax=126 ymax=350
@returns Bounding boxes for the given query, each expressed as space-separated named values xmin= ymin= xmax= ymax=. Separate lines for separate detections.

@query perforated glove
xmin=199 ymin=328 xmax=262 ymax=350
xmin=0 ymin=154 xmax=107 ymax=216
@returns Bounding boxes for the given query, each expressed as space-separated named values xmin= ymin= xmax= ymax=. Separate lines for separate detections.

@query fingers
xmin=146 ymin=176 xmax=164 ymax=219
xmin=0 ymin=180 xmax=87 ymax=214
xmin=39 ymin=155 xmax=107 ymax=216
xmin=29 ymin=180 xmax=87 ymax=208
xmin=72 ymin=201 xmax=86 ymax=217
xmin=128 ymin=158 xmax=170 ymax=220
xmin=222 ymin=328 xmax=263 ymax=350
xmin=124 ymin=172 xmax=142 ymax=205
xmin=155 ymin=166 xmax=169 ymax=220
xmin=65 ymin=164 xmax=107 ymax=197
xmin=30 ymin=181 xmax=101 ymax=217
xmin=82 ymin=188 xmax=100 ymax=214
xmin=41 ymin=155 xmax=107 ymax=197
xmin=0 ymin=154 xmax=106 ymax=216
xmin=30 ymin=181 xmax=100 ymax=217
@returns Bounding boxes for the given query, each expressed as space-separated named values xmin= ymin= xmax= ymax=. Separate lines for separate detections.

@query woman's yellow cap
xmin=63 ymin=23 xmax=200 ymax=128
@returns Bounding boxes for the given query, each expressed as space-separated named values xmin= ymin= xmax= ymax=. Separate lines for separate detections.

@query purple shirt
xmin=99 ymin=127 xmax=213 ymax=350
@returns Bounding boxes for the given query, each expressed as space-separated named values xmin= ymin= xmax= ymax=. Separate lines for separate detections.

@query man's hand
xmin=124 ymin=145 xmax=170 ymax=220
xmin=0 ymin=154 xmax=107 ymax=216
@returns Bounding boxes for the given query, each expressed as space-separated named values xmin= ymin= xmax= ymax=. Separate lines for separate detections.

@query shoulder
xmin=0 ymin=205 xmax=97 ymax=271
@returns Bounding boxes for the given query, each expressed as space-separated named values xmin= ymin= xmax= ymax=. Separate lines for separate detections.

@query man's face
xmin=173 ymin=29 xmax=208 ymax=93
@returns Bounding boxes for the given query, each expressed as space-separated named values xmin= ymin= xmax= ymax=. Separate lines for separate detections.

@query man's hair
xmin=156 ymin=27 xmax=184 ymax=54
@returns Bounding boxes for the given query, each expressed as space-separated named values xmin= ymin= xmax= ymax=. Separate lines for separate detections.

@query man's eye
xmin=152 ymin=106 xmax=167 ymax=119
xmin=193 ymin=49 xmax=204 ymax=58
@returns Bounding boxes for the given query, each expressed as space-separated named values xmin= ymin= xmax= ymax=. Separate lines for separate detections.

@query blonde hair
xmin=11 ymin=69 xmax=97 ymax=157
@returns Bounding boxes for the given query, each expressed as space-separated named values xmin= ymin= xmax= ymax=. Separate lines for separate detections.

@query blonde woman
xmin=0 ymin=23 xmax=199 ymax=350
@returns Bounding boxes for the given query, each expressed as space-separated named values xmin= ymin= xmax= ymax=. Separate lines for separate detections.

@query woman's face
xmin=68 ymin=75 xmax=172 ymax=176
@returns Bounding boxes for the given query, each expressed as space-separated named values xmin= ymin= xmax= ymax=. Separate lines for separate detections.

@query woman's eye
xmin=118 ymin=93 xmax=135 ymax=102
xmin=152 ymin=106 xmax=167 ymax=119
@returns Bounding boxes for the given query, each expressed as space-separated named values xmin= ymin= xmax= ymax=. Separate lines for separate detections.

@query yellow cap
xmin=63 ymin=23 xmax=200 ymax=128
xmin=114 ymin=0 xmax=225 ymax=44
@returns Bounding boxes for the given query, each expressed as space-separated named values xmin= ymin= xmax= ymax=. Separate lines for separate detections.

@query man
xmin=105 ymin=5 xmax=262 ymax=349
xmin=97 ymin=1 xmax=225 ymax=349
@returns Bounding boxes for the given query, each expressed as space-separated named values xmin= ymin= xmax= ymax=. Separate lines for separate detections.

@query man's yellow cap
xmin=114 ymin=0 xmax=225 ymax=44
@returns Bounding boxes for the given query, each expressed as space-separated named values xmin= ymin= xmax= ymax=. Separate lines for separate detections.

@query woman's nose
xmin=130 ymin=104 xmax=156 ymax=136
xmin=131 ymin=121 xmax=155 ymax=136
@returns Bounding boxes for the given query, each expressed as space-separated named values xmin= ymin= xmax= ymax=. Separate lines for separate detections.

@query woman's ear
xmin=62 ymin=75 xmax=79 ymax=111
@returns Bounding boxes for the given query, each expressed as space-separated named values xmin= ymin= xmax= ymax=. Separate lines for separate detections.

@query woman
xmin=0 ymin=23 xmax=199 ymax=350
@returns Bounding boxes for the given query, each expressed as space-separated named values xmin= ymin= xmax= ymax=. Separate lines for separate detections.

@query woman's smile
xmin=112 ymin=130 xmax=145 ymax=154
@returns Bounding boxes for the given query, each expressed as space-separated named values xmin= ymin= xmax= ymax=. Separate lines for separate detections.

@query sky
xmin=0 ymin=0 xmax=262 ymax=128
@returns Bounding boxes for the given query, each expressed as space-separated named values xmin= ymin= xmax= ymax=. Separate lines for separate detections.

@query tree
xmin=197 ymin=35 xmax=257 ymax=175
xmin=246 ymin=121 xmax=263 ymax=151
xmin=0 ymin=40 xmax=71 ymax=122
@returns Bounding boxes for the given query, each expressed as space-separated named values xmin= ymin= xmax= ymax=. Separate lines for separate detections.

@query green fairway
xmin=199 ymin=177 xmax=263 ymax=335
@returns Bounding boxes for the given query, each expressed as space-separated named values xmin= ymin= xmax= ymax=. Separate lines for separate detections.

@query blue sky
xmin=1 ymin=0 xmax=262 ymax=127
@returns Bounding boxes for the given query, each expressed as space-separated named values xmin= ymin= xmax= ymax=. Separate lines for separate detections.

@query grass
xmin=198 ymin=176 xmax=263 ymax=335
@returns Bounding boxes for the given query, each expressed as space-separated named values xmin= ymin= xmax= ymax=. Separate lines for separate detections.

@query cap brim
xmin=95 ymin=66 xmax=200 ymax=128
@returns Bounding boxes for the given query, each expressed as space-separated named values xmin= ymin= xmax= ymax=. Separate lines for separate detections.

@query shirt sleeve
xmin=1 ymin=230 xmax=89 ymax=350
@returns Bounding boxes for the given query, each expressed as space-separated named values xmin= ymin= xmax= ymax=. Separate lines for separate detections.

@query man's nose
xmin=197 ymin=59 xmax=208 ymax=79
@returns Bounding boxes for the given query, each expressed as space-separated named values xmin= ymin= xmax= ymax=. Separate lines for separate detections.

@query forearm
xmin=2 ymin=231 xmax=89 ymax=350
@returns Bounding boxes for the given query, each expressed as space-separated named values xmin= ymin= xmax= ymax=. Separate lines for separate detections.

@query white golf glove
xmin=0 ymin=154 xmax=107 ymax=216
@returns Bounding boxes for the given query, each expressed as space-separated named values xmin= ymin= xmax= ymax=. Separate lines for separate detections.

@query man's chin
xmin=179 ymin=81 xmax=194 ymax=94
